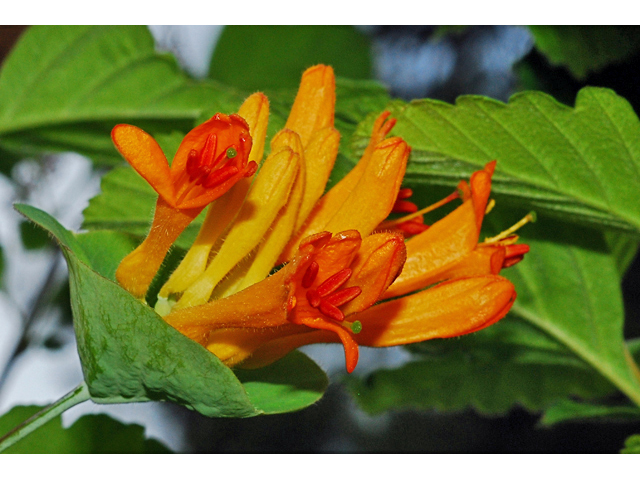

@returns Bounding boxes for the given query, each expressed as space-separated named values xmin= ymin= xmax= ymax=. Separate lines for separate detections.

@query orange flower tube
xmin=113 ymin=110 xmax=258 ymax=298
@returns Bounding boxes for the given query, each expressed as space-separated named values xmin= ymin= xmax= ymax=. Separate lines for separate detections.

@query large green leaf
xmin=353 ymin=88 xmax=640 ymax=234
xmin=0 ymin=406 xmax=170 ymax=453
xmin=529 ymin=26 xmax=640 ymax=80
xmin=14 ymin=204 xmax=328 ymax=417
xmin=540 ymin=399 xmax=640 ymax=426
xmin=350 ymin=317 xmax=623 ymax=415
xmin=0 ymin=26 xmax=243 ymax=169
xmin=621 ymin=434 xmax=640 ymax=454
xmin=495 ymin=212 xmax=640 ymax=407
xmin=209 ymin=26 xmax=372 ymax=91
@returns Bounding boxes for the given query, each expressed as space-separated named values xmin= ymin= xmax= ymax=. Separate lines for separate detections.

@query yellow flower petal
xmin=174 ymin=146 xmax=300 ymax=309
xmin=158 ymin=93 xmax=270 ymax=301
xmin=295 ymin=127 xmax=340 ymax=232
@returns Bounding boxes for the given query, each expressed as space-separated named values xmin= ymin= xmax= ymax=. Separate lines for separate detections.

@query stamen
xmin=398 ymin=221 xmax=429 ymax=235
xmin=383 ymin=190 xmax=460 ymax=228
xmin=505 ymin=244 xmax=530 ymax=258
xmin=392 ymin=199 xmax=419 ymax=214
xmin=317 ymin=268 xmax=352 ymax=297
xmin=397 ymin=188 xmax=413 ymax=199
xmin=325 ymin=286 xmax=362 ymax=307
xmin=302 ymin=261 xmax=319 ymax=288
xmin=202 ymin=165 xmax=239 ymax=188
xmin=484 ymin=211 xmax=536 ymax=244
xmin=186 ymin=149 xmax=200 ymax=178
xmin=244 ymin=161 xmax=258 ymax=177
xmin=306 ymin=289 xmax=322 ymax=307
xmin=319 ymin=299 xmax=344 ymax=322
xmin=485 ymin=198 xmax=496 ymax=214
xmin=200 ymin=134 xmax=218 ymax=168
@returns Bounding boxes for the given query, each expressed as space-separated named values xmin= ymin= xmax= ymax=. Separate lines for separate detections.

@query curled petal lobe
xmin=111 ymin=125 xmax=175 ymax=205
xmin=158 ymin=94 xmax=270 ymax=302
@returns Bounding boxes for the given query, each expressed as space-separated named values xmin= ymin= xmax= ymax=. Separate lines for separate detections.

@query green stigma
xmin=350 ymin=321 xmax=362 ymax=334
xmin=226 ymin=147 xmax=237 ymax=159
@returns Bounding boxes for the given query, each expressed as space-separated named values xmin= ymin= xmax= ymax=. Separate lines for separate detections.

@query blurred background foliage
xmin=1 ymin=25 xmax=640 ymax=453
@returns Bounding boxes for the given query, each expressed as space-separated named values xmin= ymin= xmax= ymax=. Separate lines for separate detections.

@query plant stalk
xmin=0 ymin=382 xmax=90 ymax=452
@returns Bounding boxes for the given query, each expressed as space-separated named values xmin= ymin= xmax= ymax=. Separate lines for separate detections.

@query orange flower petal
xmin=116 ymin=197 xmax=200 ymax=298
xmin=341 ymin=231 xmax=406 ymax=316
xmin=356 ymin=275 xmax=516 ymax=347
xmin=111 ymin=124 xmax=175 ymax=206
xmin=284 ymin=64 xmax=335 ymax=148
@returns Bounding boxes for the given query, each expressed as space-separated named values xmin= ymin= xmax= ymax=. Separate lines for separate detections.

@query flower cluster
xmin=112 ymin=65 xmax=530 ymax=373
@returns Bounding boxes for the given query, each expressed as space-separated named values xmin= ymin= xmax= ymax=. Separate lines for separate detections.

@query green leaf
xmin=621 ymin=434 xmax=640 ymax=454
xmin=19 ymin=219 xmax=52 ymax=250
xmin=494 ymin=212 xmax=640 ymax=408
xmin=0 ymin=26 xmax=243 ymax=167
xmin=355 ymin=88 xmax=640 ymax=233
xmin=540 ymin=399 xmax=640 ymax=426
xmin=605 ymin=231 xmax=639 ymax=277
xmin=209 ymin=26 xmax=372 ymax=91
xmin=350 ymin=317 xmax=621 ymax=415
xmin=14 ymin=204 xmax=328 ymax=417
xmin=0 ymin=406 xmax=170 ymax=453
xmin=529 ymin=26 xmax=640 ymax=80
xmin=235 ymin=351 xmax=329 ymax=414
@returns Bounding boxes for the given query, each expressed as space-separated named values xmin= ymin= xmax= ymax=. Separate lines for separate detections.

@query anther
xmin=202 ymin=165 xmax=239 ymax=188
xmin=317 ymin=268 xmax=352 ymax=297
xmin=186 ymin=149 xmax=200 ymax=178
xmin=392 ymin=199 xmax=419 ymax=214
xmin=397 ymin=188 xmax=413 ymax=199
xmin=325 ymin=286 xmax=362 ymax=307
xmin=244 ymin=161 xmax=258 ymax=177
xmin=306 ymin=289 xmax=322 ymax=308
xmin=398 ymin=221 xmax=429 ymax=236
xmin=319 ymin=299 xmax=344 ymax=322
xmin=200 ymin=134 xmax=218 ymax=168
xmin=302 ymin=261 xmax=319 ymax=289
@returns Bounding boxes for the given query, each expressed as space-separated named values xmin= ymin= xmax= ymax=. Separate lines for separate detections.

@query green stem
xmin=0 ymin=382 xmax=90 ymax=453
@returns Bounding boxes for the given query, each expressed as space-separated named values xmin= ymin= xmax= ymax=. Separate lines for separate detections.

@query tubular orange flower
xmin=113 ymin=97 xmax=264 ymax=298
xmin=113 ymin=64 xmax=530 ymax=374
xmin=165 ymin=229 xmax=407 ymax=373
xmin=381 ymin=160 xmax=532 ymax=300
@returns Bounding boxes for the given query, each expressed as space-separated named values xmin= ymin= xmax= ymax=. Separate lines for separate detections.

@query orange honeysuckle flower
xmin=113 ymin=64 xmax=529 ymax=374
xmin=381 ymin=160 xmax=532 ymax=300
xmin=165 ymin=229 xmax=407 ymax=373
xmin=113 ymin=94 xmax=267 ymax=298
xmin=157 ymin=65 xmax=343 ymax=311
